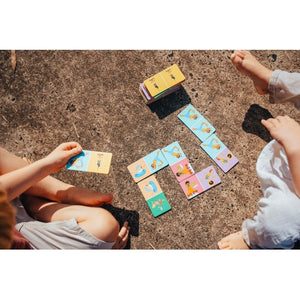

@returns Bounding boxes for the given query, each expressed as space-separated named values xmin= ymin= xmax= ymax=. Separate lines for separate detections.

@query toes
xmin=218 ymin=241 xmax=230 ymax=249
xmin=102 ymin=193 xmax=113 ymax=204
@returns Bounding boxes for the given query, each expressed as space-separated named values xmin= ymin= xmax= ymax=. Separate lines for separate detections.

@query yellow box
xmin=144 ymin=73 xmax=169 ymax=97
xmin=161 ymin=64 xmax=185 ymax=87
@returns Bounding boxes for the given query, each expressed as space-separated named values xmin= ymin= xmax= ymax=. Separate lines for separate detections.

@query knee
xmin=256 ymin=204 xmax=299 ymax=248
xmin=88 ymin=209 xmax=120 ymax=243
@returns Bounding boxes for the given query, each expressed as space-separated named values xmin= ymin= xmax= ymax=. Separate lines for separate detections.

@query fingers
xmin=230 ymin=52 xmax=243 ymax=66
xmin=261 ymin=115 xmax=290 ymax=131
xmin=119 ymin=221 xmax=130 ymax=240
xmin=261 ymin=119 xmax=274 ymax=132
xmin=112 ymin=221 xmax=130 ymax=249
xmin=261 ymin=117 xmax=282 ymax=131
xmin=61 ymin=142 xmax=82 ymax=154
xmin=57 ymin=142 xmax=82 ymax=161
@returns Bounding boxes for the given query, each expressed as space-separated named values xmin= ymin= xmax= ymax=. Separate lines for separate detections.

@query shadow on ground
xmin=104 ymin=205 xmax=139 ymax=249
xmin=242 ymin=104 xmax=273 ymax=142
xmin=147 ymin=86 xmax=191 ymax=119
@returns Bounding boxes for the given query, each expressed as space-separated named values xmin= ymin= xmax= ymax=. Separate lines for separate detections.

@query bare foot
xmin=218 ymin=231 xmax=249 ymax=249
xmin=59 ymin=187 xmax=114 ymax=206
xmin=112 ymin=221 xmax=130 ymax=249
xmin=231 ymin=50 xmax=273 ymax=95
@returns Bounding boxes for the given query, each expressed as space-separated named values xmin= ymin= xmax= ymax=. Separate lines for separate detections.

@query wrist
xmin=38 ymin=157 xmax=57 ymax=175
xmin=284 ymin=143 xmax=300 ymax=158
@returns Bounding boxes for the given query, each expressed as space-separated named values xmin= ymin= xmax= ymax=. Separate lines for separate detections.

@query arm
xmin=0 ymin=142 xmax=82 ymax=202
xmin=285 ymin=147 xmax=300 ymax=198
xmin=261 ymin=116 xmax=300 ymax=197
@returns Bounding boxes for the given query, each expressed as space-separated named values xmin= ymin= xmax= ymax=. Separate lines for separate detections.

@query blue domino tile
xmin=66 ymin=150 xmax=91 ymax=172
xmin=177 ymin=104 xmax=203 ymax=128
xmin=162 ymin=141 xmax=186 ymax=166
xmin=143 ymin=149 xmax=169 ymax=173
xmin=200 ymin=134 xmax=226 ymax=159
xmin=190 ymin=117 xmax=216 ymax=142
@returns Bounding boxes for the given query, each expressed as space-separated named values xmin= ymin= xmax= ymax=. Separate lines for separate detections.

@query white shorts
xmin=12 ymin=198 xmax=115 ymax=249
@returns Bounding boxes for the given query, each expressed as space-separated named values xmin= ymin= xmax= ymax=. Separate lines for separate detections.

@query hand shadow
xmin=242 ymin=104 xmax=273 ymax=142
xmin=147 ymin=86 xmax=191 ymax=119
xmin=103 ymin=205 xmax=139 ymax=249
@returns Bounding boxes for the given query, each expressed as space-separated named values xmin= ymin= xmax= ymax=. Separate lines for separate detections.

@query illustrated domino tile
xmin=177 ymin=104 xmax=203 ymax=128
xmin=162 ymin=141 xmax=186 ymax=166
xmin=213 ymin=148 xmax=239 ymax=173
xmin=195 ymin=166 xmax=221 ymax=191
xmin=179 ymin=165 xmax=221 ymax=200
xmin=146 ymin=193 xmax=171 ymax=217
xmin=179 ymin=174 xmax=204 ymax=200
xmin=177 ymin=104 xmax=215 ymax=141
xmin=138 ymin=175 xmax=171 ymax=217
xmin=200 ymin=134 xmax=238 ymax=173
xmin=170 ymin=157 xmax=195 ymax=182
xmin=66 ymin=150 xmax=112 ymax=174
xmin=127 ymin=149 xmax=169 ymax=183
xmin=143 ymin=149 xmax=169 ymax=173
xmin=190 ymin=116 xmax=216 ymax=142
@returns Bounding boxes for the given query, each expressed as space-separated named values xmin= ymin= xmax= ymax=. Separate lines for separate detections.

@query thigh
xmin=0 ymin=147 xmax=28 ymax=175
xmin=21 ymin=195 xmax=119 ymax=242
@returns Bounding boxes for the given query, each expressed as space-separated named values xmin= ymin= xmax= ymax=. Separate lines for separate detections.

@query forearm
xmin=0 ymin=158 xmax=53 ymax=201
xmin=285 ymin=147 xmax=300 ymax=198
xmin=0 ymin=147 xmax=73 ymax=202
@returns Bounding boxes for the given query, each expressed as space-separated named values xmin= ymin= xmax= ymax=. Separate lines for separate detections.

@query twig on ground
xmin=149 ymin=242 xmax=156 ymax=250
xmin=11 ymin=50 xmax=17 ymax=73
xmin=72 ymin=122 xmax=80 ymax=139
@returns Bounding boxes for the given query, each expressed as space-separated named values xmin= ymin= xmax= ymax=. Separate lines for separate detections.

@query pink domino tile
xmin=170 ymin=157 xmax=195 ymax=182
xmin=179 ymin=174 xmax=204 ymax=200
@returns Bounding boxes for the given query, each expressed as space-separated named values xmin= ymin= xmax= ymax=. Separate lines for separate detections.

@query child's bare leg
xmin=231 ymin=50 xmax=273 ymax=94
xmin=0 ymin=147 xmax=113 ymax=206
xmin=218 ymin=231 xmax=249 ymax=249
xmin=21 ymin=194 xmax=129 ymax=247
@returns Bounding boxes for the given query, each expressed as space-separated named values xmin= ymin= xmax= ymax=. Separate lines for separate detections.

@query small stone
xmin=268 ymin=54 xmax=277 ymax=62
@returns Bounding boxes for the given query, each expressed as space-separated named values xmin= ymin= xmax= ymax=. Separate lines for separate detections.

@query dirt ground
xmin=1 ymin=50 xmax=300 ymax=249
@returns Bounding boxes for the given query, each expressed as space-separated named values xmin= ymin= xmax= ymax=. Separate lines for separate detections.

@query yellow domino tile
xmin=144 ymin=73 xmax=169 ymax=97
xmin=87 ymin=151 xmax=112 ymax=174
xmin=161 ymin=64 xmax=185 ymax=87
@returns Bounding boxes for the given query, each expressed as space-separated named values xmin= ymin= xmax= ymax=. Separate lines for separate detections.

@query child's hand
xmin=45 ymin=142 xmax=82 ymax=173
xmin=261 ymin=116 xmax=300 ymax=153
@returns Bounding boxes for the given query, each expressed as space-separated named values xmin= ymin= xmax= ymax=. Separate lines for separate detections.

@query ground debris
xmin=11 ymin=50 xmax=17 ymax=73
